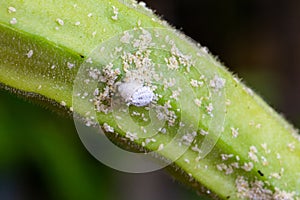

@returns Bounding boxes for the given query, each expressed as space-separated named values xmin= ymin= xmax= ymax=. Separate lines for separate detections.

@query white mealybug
xmin=118 ymin=82 xmax=154 ymax=107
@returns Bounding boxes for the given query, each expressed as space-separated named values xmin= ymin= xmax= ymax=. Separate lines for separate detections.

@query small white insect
xmin=118 ymin=81 xmax=154 ymax=107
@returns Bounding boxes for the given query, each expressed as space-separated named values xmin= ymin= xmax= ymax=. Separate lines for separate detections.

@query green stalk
xmin=0 ymin=0 xmax=299 ymax=199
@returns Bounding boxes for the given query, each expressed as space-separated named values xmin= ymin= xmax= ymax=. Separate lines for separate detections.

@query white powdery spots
xmin=138 ymin=1 xmax=153 ymax=13
xmin=235 ymin=176 xmax=273 ymax=200
xmin=273 ymin=188 xmax=296 ymax=200
xmin=93 ymin=64 xmax=121 ymax=114
xmin=221 ymin=154 xmax=234 ymax=161
xmin=199 ymin=129 xmax=208 ymax=136
xmin=157 ymin=144 xmax=164 ymax=151
xmin=87 ymin=13 xmax=93 ymax=17
xmin=191 ymin=144 xmax=202 ymax=154
xmin=155 ymin=101 xmax=177 ymax=127
xmin=132 ymin=29 xmax=153 ymax=50
xmin=194 ymin=98 xmax=202 ymax=107
xmin=231 ymin=127 xmax=239 ymax=138
xmin=276 ymin=153 xmax=281 ymax=160
xmin=163 ymin=78 xmax=176 ymax=90
xmin=248 ymin=146 xmax=259 ymax=163
xmin=169 ymin=44 xmax=193 ymax=71
xmin=56 ymin=18 xmax=64 ymax=26
xmin=287 ymin=142 xmax=295 ymax=152
xmin=60 ymin=101 xmax=66 ymax=106
xmin=10 ymin=18 xmax=17 ymax=25
xmin=165 ymin=56 xmax=179 ymax=70
xmin=103 ymin=123 xmax=114 ymax=133
xmin=206 ymin=103 xmax=214 ymax=117
xmin=170 ymin=88 xmax=181 ymax=100
xmin=181 ymin=131 xmax=197 ymax=146
xmin=261 ymin=156 xmax=269 ymax=166
xmin=241 ymin=162 xmax=254 ymax=172
xmin=261 ymin=143 xmax=271 ymax=154
xmin=111 ymin=6 xmax=119 ymax=20
xmin=120 ymin=31 xmax=133 ymax=44
xmin=236 ymin=177 xmax=296 ymax=200
xmin=88 ymin=67 xmax=101 ymax=80
xmin=190 ymin=79 xmax=203 ymax=87
xmin=216 ymin=163 xmax=233 ymax=175
xmin=8 ymin=6 xmax=16 ymax=13
xmin=74 ymin=21 xmax=80 ymax=26
xmin=67 ymin=62 xmax=75 ymax=69
xmin=125 ymin=132 xmax=138 ymax=141
xmin=26 ymin=50 xmax=33 ymax=58
xmin=210 ymin=75 xmax=226 ymax=91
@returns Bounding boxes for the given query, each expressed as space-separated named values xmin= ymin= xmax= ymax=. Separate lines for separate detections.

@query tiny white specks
xmin=92 ymin=31 xmax=97 ymax=37
xmin=87 ymin=13 xmax=93 ymax=17
xmin=255 ymin=123 xmax=262 ymax=129
xmin=261 ymin=143 xmax=271 ymax=154
xmin=273 ymin=188 xmax=296 ymax=200
xmin=37 ymin=85 xmax=42 ymax=90
xmin=190 ymin=79 xmax=203 ymax=87
xmin=165 ymin=56 xmax=179 ymax=70
xmin=111 ymin=6 xmax=119 ymax=20
xmin=210 ymin=75 xmax=226 ymax=91
xmin=103 ymin=123 xmax=114 ymax=133
xmin=139 ymin=1 xmax=146 ymax=7
xmin=75 ymin=21 xmax=80 ymax=26
xmin=170 ymin=88 xmax=181 ymax=100
xmin=261 ymin=156 xmax=268 ymax=166
xmin=191 ymin=144 xmax=202 ymax=153
xmin=221 ymin=154 xmax=234 ymax=161
xmin=231 ymin=162 xmax=239 ymax=169
xmin=10 ymin=18 xmax=17 ymax=25
xmin=61 ymin=101 xmax=66 ymax=106
xmin=70 ymin=107 xmax=73 ymax=112
xmin=56 ymin=18 xmax=64 ymax=26
xmin=184 ymin=158 xmax=190 ymax=164
xmin=226 ymin=99 xmax=231 ymax=106
xmin=137 ymin=19 xmax=142 ymax=26
xmin=8 ymin=6 xmax=16 ymax=13
xmin=216 ymin=163 xmax=233 ymax=175
xmin=270 ymin=172 xmax=281 ymax=180
xmin=276 ymin=153 xmax=281 ymax=160
xmin=51 ymin=65 xmax=56 ymax=69
xmin=194 ymin=98 xmax=202 ymax=107
xmin=235 ymin=176 xmax=274 ymax=199
xmin=118 ymin=82 xmax=154 ymax=107
xmin=248 ymin=146 xmax=259 ymax=162
xmin=120 ymin=31 xmax=133 ymax=44
xmin=67 ymin=62 xmax=75 ymax=69
xmin=199 ymin=129 xmax=208 ymax=136
xmin=206 ymin=103 xmax=214 ymax=117
xmin=231 ymin=127 xmax=239 ymax=138
xmin=241 ymin=162 xmax=253 ymax=171
xmin=157 ymin=144 xmax=164 ymax=151
xmin=26 ymin=50 xmax=33 ymax=58
xmin=287 ymin=142 xmax=295 ymax=151
xmin=125 ymin=132 xmax=138 ymax=141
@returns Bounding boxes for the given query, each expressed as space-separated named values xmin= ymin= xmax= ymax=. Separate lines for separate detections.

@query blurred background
xmin=1 ymin=0 xmax=300 ymax=199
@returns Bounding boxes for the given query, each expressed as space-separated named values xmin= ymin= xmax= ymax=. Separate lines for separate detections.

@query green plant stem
xmin=0 ymin=1 xmax=299 ymax=199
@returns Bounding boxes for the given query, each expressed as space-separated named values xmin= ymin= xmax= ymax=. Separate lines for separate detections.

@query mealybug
xmin=118 ymin=82 xmax=154 ymax=107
